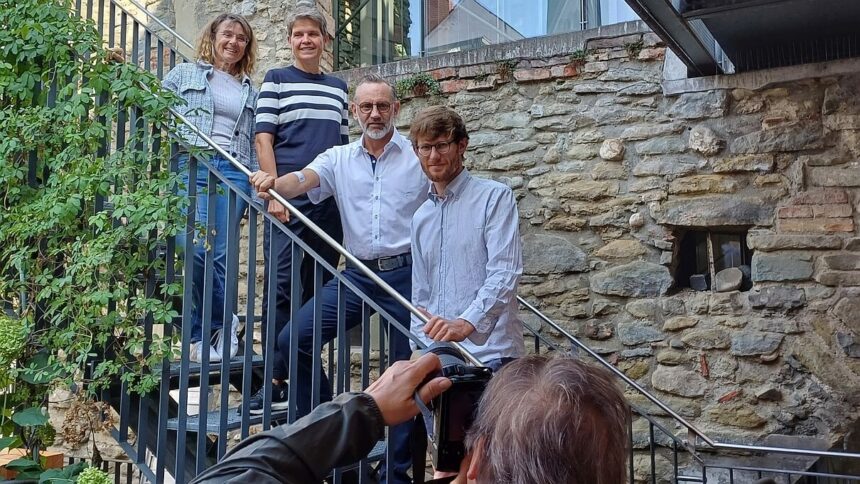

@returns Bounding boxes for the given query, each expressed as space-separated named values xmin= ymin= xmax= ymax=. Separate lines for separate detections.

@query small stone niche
xmin=674 ymin=229 xmax=753 ymax=292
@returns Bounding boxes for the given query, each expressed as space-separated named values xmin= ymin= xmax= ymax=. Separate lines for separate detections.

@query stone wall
xmin=335 ymin=25 xmax=860 ymax=449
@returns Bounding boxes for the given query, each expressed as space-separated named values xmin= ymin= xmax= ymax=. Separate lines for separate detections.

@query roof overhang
xmin=625 ymin=0 xmax=860 ymax=76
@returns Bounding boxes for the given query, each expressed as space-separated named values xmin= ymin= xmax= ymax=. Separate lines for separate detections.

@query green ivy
xmin=0 ymin=0 xmax=184 ymax=422
xmin=395 ymin=72 xmax=441 ymax=98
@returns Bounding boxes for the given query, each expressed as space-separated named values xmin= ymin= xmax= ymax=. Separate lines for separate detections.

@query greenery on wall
xmin=0 ymin=0 xmax=184 ymax=477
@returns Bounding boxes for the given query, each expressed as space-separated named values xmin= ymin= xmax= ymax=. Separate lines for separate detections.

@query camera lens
xmin=423 ymin=342 xmax=468 ymax=376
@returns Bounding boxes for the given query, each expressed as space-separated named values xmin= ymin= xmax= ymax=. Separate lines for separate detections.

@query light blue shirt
xmin=306 ymin=129 xmax=429 ymax=260
xmin=410 ymin=169 xmax=525 ymax=362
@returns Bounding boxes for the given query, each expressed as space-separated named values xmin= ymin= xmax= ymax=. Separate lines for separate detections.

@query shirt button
xmin=375 ymin=195 xmax=379 ymax=200
xmin=234 ymin=130 xmax=240 ymax=136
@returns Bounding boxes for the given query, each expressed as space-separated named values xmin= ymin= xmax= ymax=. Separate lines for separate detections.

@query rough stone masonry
xmin=71 ymin=0 xmax=860 ymax=476
xmin=335 ymin=24 xmax=860 ymax=458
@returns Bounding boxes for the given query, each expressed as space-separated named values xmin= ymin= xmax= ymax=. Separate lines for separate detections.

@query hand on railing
xmin=365 ymin=353 xmax=452 ymax=426
xmin=250 ymin=170 xmax=291 ymax=223
xmin=266 ymin=199 xmax=290 ymax=223
xmin=418 ymin=307 xmax=475 ymax=343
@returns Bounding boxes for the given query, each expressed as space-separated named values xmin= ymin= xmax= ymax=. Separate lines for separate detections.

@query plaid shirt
xmin=162 ymin=61 xmax=258 ymax=170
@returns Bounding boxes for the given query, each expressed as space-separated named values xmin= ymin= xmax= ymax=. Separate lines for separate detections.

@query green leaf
xmin=5 ymin=457 xmax=42 ymax=470
xmin=19 ymin=352 xmax=64 ymax=384
xmin=0 ymin=435 xmax=21 ymax=450
xmin=12 ymin=406 xmax=48 ymax=427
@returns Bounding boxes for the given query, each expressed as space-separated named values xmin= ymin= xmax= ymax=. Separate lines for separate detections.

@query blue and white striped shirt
xmin=255 ymin=66 xmax=349 ymax=174
xmin=410 ymin=169 xmax=525 ymax=362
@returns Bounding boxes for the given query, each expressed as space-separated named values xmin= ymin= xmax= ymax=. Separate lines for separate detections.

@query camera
xmin=423 ymin=343 xmax=493 ymax=472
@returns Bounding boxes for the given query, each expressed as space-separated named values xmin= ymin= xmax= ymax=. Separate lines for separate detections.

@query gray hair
xmin=354 ymin=73 xmax=397 ymax=101
xmin=466 ymin=355 xmax=630 ymax=484
xmin=286 ymin=2 xmax=328 ymax=38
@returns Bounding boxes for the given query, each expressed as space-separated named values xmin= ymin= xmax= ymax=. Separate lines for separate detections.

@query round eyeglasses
xmin=415 ymin=139 xmax=455 ymax=157
xmin=357 ymin=102 xmax=392 ymax=114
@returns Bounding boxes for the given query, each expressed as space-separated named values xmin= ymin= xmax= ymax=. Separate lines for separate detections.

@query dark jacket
xmin=191 ymin=393 xmax=384 ymax=484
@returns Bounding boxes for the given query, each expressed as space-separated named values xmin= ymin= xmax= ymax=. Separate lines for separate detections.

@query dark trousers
xmin=277 ymin=264 xmax=414 ymax=484
xmin=261 ymin=197 xmax=343 ymax=381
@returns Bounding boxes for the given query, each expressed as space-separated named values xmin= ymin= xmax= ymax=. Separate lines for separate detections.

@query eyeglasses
xmin=217 ymin=31 xmax=249 ymax=44
xmin=415 ymin=139 xmax=456 ymax=157
xmin=357 ymin=102 xmax=392 ymax=114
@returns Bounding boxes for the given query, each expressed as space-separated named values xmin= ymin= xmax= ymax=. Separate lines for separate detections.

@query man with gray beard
xmin=250 ymin=74 xmax=428 ymax=483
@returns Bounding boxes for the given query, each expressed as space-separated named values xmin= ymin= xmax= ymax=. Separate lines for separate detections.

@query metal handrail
xmin=165 ymin=98 xmax=860 ymax=462
xmin=162 ymin=102 xmax=483 ymax=367
xmin=126 ymin=0 xmax=860 ymax=460
xmin=519 ymin=296 xmax=860 ymax=461
xmin=122 ymin=0 xmax=194 ymax=50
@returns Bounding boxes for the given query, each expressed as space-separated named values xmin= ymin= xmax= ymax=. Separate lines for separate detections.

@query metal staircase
xmin=58 ymin=1 xmax=860 ymax=482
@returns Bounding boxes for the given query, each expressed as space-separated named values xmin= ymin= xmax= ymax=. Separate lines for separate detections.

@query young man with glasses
xmin=253 ymin=4 xmax=347 ymax=413
xmin=409 ymin=106 xmax=525 ymax=373
xmin=250 ymin=74 xmax=428 ymax=484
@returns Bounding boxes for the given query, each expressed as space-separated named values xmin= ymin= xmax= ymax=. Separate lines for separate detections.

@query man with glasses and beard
xmin=249 ymin=74 xmax=427 ymax=484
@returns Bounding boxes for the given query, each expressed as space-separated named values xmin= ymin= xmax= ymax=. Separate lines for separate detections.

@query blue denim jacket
xmin=162 ymin=61 xmax=258 ymax=170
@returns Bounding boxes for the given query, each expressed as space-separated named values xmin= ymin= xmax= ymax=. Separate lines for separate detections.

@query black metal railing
xmin=58 ymin=1 xmax=860 ymax=483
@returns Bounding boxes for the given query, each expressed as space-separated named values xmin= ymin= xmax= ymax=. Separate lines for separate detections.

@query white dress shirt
xmin=410 ymin=169 xmax=525 ymax=363
xmin=306 ymin=129 xmax=429 ymax=260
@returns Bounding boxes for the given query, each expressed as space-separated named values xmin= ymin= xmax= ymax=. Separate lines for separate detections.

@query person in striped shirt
xmin=251 ymin=3 xmax=347 ymax=414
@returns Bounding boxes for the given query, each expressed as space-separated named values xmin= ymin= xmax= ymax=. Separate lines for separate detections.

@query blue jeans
xmin=277 ymin=264 xmax=414 ymax=484
xmin=176 ymin=153 xmax=250 ymax=343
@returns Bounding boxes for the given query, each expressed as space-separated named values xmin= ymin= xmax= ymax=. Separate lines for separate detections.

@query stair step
xmin=165 ymin=407 xmax=288 ymax=433
xmin=163 ymin=354 xmax=264 ymax=377
xmin=366 ymin=440 xmax=386 ymax=462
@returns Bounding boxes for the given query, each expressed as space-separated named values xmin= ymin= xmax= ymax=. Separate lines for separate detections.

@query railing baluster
xmin=649 ymin=422 xmax=656 ymax=484
xmin=285 ymin=238 xmax=303 ymax=425
xmin=96 ymin=0 xmax=104 ymax=36
xmin=195 ymin=166 xmax=219 ymax=475
xmin=131 ymin=20 xmax=140 ymax=69
xmin=144 ymin=30 xmax=152 ymax=73
xmin=108 ymin=0 xmax=115 ymax=47
xmin=175 ymin=154 xmax=198 ymax=483
xmin=240 ymin=205 xmax=258 ymax=438
xmin=311 ymin=261 xmax=324 ymax=409
xmin=337 ymin=281 xmax=348 ymax=394
xmin=260 ymin=226 xmax=277 ymax=430
xmin=628 ymin=413 xmax=635 ymax=484
xmin=216 ymin=186 xmax=241 ymax=458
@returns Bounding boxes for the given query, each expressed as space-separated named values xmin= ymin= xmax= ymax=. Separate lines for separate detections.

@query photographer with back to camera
xmin=190 ymin=351 xmax=630 ymax=484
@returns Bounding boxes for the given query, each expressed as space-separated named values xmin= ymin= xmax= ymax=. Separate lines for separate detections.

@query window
xmin=333 ymin=0 xmax=639 ymax=70
xmin=675 ymin=230 xmax=752 ymax=292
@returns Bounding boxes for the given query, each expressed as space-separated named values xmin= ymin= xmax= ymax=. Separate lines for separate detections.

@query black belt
xmin=349 ymin=253 xmax=412 ymax=272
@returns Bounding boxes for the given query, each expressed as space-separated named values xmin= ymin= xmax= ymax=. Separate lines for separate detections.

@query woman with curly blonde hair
xmin=163 ymin=13 xmax=259 ymax=363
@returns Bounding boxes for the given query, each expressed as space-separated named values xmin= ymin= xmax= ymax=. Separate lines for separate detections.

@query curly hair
xmin=195 ymin=13 xmax=257 ymax=78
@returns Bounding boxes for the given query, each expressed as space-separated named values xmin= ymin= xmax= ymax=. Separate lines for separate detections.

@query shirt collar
xmin=429 ymin=168 xmax=471 ymax=202
xmin=354 ymin=128 xmax=408 ymax=157
xmin=196 ymin=60 xmax=252 ymax=86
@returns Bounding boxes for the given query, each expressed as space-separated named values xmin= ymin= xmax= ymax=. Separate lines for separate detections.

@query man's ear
xmin=466 ymin=437 xmax=485 ymax=481
xmin=458 ymin=138 xmax=469 ymax=157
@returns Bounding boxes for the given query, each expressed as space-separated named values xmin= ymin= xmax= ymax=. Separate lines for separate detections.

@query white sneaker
xmin=190 ymin=341 xmax=221 ymax=364
xmin=214 ymin=314 xmax=240 ymax=360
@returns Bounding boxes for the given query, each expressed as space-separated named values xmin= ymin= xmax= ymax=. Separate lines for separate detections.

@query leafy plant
xmin=624 ymin=39 xmax=645 ymax=58
xmin=495 ymin=59 xmax=519 ymax=81
xmin=395 ymin=72 xmax=441 ymax=98
xmin=0 ymin=0 xmax=185 ymax=476
xmin=569 ymin=48 xmax=594 ymax=65
xmin=77 ymin=465 xmax=112 ymax=484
